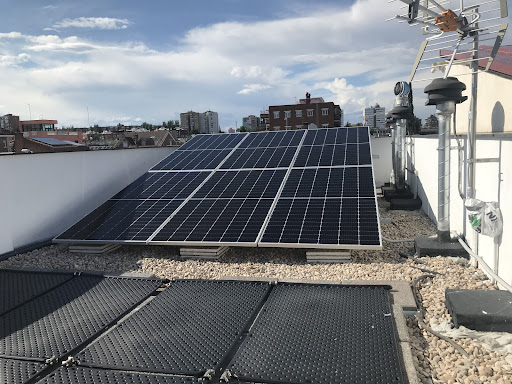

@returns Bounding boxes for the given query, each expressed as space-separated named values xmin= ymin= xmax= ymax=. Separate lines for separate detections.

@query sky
xmin=0 ymin=0 xmax=510 ymax=129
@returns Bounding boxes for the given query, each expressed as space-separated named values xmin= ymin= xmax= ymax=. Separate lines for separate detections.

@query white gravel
xmin=1 ymin=198 xmax=510 ymax=384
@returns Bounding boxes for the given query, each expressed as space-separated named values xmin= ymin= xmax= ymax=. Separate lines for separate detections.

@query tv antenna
xmin=388 ymin=0 xmax=508 ymax=82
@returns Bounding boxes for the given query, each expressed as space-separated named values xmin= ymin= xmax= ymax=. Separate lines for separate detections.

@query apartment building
xmin=363 ymin=104 xmax=386 ymax=129
xmin=268 ymin=93 xmax=343 ymax=130
xmin=242 ymin=115 xmax=260 ymax=131
xmin=180 ymin=110 xmax=219 ymax=134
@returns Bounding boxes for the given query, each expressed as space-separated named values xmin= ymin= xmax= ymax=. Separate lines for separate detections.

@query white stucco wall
xmin=0 ymin=147 xmax=175 ymax=255
xmin=409 ymin=135 xmax=512 ymax=286
xmin=450 ymin=65 xmax=512 ymax=134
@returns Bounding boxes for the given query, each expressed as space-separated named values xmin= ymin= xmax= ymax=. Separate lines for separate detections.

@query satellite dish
xmin=388 ymin=0 xmax=509 ymax=82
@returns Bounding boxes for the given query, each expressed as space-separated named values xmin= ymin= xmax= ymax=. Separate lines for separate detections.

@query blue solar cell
xmin=152 ymin=149 xmax=232 ymax=170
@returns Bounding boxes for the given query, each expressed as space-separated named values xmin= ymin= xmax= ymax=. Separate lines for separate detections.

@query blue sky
xmin=0 ymin=0 xmax=510 ymax=129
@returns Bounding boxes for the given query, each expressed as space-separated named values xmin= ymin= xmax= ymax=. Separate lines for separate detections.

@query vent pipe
xmin=424 ymin=77 xmax=467 ymax=241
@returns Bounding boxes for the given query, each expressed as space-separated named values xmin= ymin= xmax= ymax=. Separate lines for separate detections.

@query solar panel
xmin=56 ymin=127 xmax=381 ymax=249
xmin=32 ymin=137 xmax=71 ymax=146
xmin=226 ymin=284 xmax=406 ymax=384
xmin=77 ymin=280 xmax=270 ymax=375
xmin=0 ymin=270 xmax=72 ymax=317
xmin=0 ymin=358 xmax=47 ymax=384
xmin=0 ymin=275 xmax=162 ymax=360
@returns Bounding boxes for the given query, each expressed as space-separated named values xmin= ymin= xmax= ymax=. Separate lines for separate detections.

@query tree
xmin=344 ymin=122 xmax=352 ymax=127
xmin=191 ymin=129 xmax=199 ymax=135
xmin=237 ymin=126 xmax=248 ymax=132
xmin=355 ymin=122 xmax=363 ymax=126
xmin=406 ymin=115 xmax=421 ymax=135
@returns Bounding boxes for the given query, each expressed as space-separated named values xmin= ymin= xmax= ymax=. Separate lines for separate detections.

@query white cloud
xmin=48 ymin=17 xmax=131 ymax=30
xmin=0 ymin=53 xmax=30 ymax=67
xmin=237 ymin=84 xmax=272 ymax=95
xmin=0 ymin=0 xmax=436 ymax=127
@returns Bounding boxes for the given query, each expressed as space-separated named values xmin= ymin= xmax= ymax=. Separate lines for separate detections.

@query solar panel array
xmin=56 ymin=127 xmax=381 ymax=249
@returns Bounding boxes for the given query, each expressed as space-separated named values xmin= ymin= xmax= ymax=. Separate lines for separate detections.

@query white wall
xmin=370 ymin=136 xmax=393 ymax=187
xmin=0 ymin=147 xmax=175 ymax=254
xmin=409 ymin=135 xmax=512 ymax=286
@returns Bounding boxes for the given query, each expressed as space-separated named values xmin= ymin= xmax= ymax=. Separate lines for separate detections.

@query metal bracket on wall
xmin=473 ymin=158 xmax=500 ymax=163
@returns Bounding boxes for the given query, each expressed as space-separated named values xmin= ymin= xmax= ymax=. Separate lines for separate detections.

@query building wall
xmin=201 ymin=111 xmax=219 ymax=134
xmin=180 ymin=111 xmax=201 ymax=134
xmin=375 ymin=107 xmax=386 ymax=129
xmin=450 ymin=65 xmax=512 ymax=134
xmin=0 ymin=147 xmax=175 ymax=255
xmin=269 ymin=102 xmax=338 ymax=130
xmin=243 ymin=115 xmax=260 ymax=131
xmin=408 ymin=135 xmax=512 ymax=287
xmin=0 ymin=114 xmax=20 ymax=132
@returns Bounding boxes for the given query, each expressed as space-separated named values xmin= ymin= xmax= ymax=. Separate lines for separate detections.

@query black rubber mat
xmin=37 ymin=367 xmax=198 ymax=384
xmin=0 ymin=357 xmax=47 ymax=384
xmin=78 ymin=280 xmax=271 ymax=376
xmin=0 ymin=270 xmax=73 ymax=317
xmin=227 ymin=284 xmax=406 ymax=384
xmin=0 ymin=275 xmax=162 ymax=360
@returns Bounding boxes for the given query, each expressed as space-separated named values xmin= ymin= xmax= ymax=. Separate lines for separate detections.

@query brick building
xmin=19 ymin=120 xmax=58 ymax=132
xmin=260 ymin=110 xmax=270 ymax=131
xmin=268 ymin=93 xmax=343 ymax=130
xmin=14 ymin=133 xmax=88 ymax=153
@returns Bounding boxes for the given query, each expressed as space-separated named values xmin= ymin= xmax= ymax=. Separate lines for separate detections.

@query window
xmin=307 ymin=109 xmax=314 ymax=117
xmin=322 ymin=123 xmax=329 ymax=128
xmin=322 ymin=108 xmax=329 ymax=116
xmin=296 ymin=125 xmax=303 ymax=129
xmin=285 ymin=111 xmax=291 ymax=119
xmin=295 ymin=110 xmax=302 ymax=118
xmin=273 ymin=111 xmax=280 ymax=119
xmin=273 ymin=126 xmax=280 ymax=131
xmin=284 ymin=125 xmax=291 ymax=130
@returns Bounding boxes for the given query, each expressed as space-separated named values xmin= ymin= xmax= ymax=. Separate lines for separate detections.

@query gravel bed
xmin=1 ymin=198 xmax=510 ymax=384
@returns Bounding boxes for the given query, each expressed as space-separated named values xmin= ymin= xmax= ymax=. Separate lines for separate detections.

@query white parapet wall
xmin=408 ymin=135 xmax=512 ymax=286
xmin=0 ymin=147 xmax=176 ymax=255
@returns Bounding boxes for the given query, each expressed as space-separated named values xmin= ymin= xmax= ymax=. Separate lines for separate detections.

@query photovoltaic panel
xmin=151 ymin=198 xmax=272 ymax=244
xmin=0 ymin=358 xmax=47 ymax=384
xmin=281 ymin=167 xmax=375 ymax=198
xmin=56 ymin=126 xmax=381 ymax=249
xmin=151 ymin=149 xmax=232 ymax=171
xmin=238 ymin=130 xmax=303 ymax=148
xmin=193 ymin=170 xmax=286 ymax=199
xmin=220 ymin=146 xmax=298 ymax=169
xmin=56 ymin=199 xmax=184 ymax=241
xmin=260 ymin=197 xmax=380 ymax=246
xmin=179 ymin=133 xmax=246 ymax=150
xmin=113 ymin=172 xmax=208 ymax=200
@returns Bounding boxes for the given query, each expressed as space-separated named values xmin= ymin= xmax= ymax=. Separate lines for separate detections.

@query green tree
xmin=407 ymin=115 xmax=421 ymax=135
xmin=237 ymin=126 xmax=248 ymax=132
xmin=344 ymin=122 xmax=352 ymax=127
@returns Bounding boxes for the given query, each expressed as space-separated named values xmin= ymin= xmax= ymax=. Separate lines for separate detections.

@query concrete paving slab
xmin=446 ymin=288 xmax=512 ymax=332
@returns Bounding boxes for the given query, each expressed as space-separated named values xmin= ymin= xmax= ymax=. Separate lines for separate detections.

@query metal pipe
xmin=391 ymin=123 xmax=397 ymax=185
xmin=396 ymin=119 xmax=407 ymax=190
xmin=436 ymin=101 xmax=455 ymax=241
xmin=467 ymin=12 xmax=479 ymax=200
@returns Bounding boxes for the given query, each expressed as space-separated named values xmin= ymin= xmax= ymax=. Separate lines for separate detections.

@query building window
xmin=273 ymin=111 xmax=280 ymax=119
xmin=322 ymin=123 xmax=329 ymax=128
xmin=273 ymin=126 xmax=280 ymax=131
xmin=285 ymin=111 xmax=291 ymax=119
xmin=284 ymin=125 xmax=291 ymax=130
xmin=307 ymin=109 xmax=314 ymax=117
xmin=322 ymin=108 xmax=329 ymax=116
xmin=295 ymin=110 xmax=302 ymax=118
xmin=296 ymin=125 xmax=303 ymax=129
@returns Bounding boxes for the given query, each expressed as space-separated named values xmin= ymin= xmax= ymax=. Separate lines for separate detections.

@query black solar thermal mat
xmin=0 ymin=270 xmax=73 ymax=317
xmin=227 ymin=284 xmax=407 ymax=384
xmin=37 ymin=367 xmax=199 ymax=384
xmin=77 ymin=280 xmax=270 ymax=376
xmin=0 ymin=275 xmax=163 ymax=360
xmin=0 ymin=358 xmax=47 ymax=384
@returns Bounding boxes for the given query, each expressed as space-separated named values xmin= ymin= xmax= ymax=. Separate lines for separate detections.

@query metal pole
xmin=467 ymin=13 xmax=479 ymax=200
xmin=395 ymin=119 xmax=407 ymax=190
xmin=437 ymin=101 xmax=455 ymax=242
xmin=391 ymin=123 xmax=397 ymax=186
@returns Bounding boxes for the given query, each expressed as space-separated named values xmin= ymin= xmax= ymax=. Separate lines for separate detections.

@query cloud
xmin=0 ymin=53 xmax=30 ymax=67
xmin=47 ymin=17 xmax=131 ymax=30
xmin=0 ymin=0 xmax=436 ymax=128
xmin=237 ymin=84 xmax=272 ymax=95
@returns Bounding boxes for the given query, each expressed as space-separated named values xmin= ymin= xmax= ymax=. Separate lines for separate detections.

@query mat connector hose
xmin=200 ymin=369 xmax=216 ymax=381
xmin=220 ymin=369 xmax=234 ymax=382
xmin=45 ymin=355 xmax=57 ymax=365
xmin=61 ymin=356 xmax=77 ymax=367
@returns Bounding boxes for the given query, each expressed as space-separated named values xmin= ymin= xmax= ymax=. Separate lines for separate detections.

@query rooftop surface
xmin=1 ymin=198 xmax=509 ymax=383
